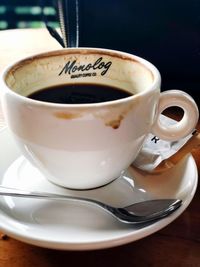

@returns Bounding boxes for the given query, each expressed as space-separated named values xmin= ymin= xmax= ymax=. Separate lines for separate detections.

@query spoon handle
xmin=0 ymin=186 xmax=96 ymax=201
xmin=0 ymin=186 xmax=110 ymax=210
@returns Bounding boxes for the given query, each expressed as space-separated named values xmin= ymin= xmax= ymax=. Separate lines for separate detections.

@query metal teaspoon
xmin=0 ymin=186 xmax=182 ymax=225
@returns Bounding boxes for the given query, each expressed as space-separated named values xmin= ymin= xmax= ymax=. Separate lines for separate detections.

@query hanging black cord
xmin=57 ymin=0 xmax=79 ymax=47
xmin=39 ymin=0 xmax=65 ymax=48
xmin=45 ymin=24 xmax=65 ymax=47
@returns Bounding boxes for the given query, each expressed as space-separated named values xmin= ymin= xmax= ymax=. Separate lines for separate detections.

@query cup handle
xmin=152 ymin=90 xmax=199 ymax=141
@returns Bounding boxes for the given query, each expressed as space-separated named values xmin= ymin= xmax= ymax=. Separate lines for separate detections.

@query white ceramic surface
xmin=0 ymin=128 xmax=198 ymax=250
xmin=1 ymin=48 xmax=198 ymax=189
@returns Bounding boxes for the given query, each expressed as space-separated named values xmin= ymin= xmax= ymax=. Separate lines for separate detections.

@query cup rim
xmin=1 ymin=47 xmax=161 ymax=108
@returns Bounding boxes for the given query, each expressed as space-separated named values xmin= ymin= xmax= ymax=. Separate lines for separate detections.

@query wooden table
xmin=0 ymin=29 xmax=199 ymax=267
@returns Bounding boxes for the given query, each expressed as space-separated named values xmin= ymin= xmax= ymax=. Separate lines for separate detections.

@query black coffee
xmin=28 ymin=83 xmax=132 ymax=104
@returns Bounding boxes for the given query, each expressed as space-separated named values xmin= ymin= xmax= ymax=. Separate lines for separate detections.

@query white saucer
xmin=0 ymin=128 xmax=198 ymax=250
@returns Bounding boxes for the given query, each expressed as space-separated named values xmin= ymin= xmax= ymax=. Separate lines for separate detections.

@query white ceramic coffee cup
xmin=1 ymin=48 xmax=199 ymax=189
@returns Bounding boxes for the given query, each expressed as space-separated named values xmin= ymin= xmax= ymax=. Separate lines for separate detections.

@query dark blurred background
xmin=0 ymin=0 xmax=199 ymax=105
xmin=78 ymin=0 xmax=200 ymax=106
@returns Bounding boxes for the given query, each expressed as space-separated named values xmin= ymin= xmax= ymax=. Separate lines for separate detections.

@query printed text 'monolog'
xmin=59 ymin=57 xmax=112 ymax=76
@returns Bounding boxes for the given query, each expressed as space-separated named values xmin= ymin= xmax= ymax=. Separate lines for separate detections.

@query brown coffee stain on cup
xmin=53 ymin=99 xmax=137 ymax=129
xmin=105 ymin=114 xmax=124 ymax=129
xmin=95 ymin=101 xmax=137 ymax=129
xmin=54 ymin=112 xmax=81 ymax=119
